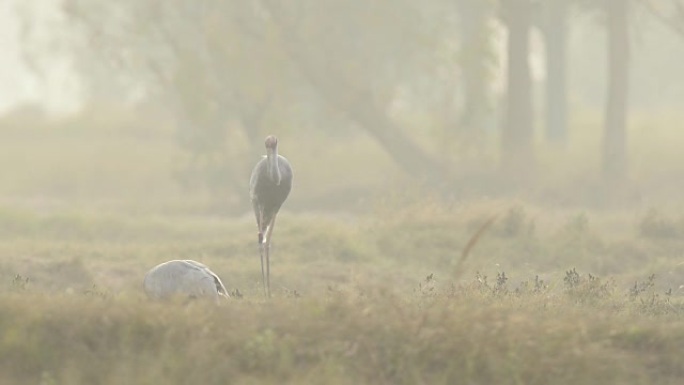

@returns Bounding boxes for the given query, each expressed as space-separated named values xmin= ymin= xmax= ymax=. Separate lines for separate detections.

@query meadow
xmin=0 ymin=109 xmax=683 ymax=384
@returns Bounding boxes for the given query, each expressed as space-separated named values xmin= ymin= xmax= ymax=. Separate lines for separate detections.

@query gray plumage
xmin=143 ymin=260 xmax=228 ymax=303
xmin=249 ymin=135 xmax=293 ymax=298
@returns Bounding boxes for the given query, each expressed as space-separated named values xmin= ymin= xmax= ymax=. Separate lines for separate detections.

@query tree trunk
xmin=544 ymin=0 xmax=568 ymax=145
xmin=457 ymin=0 xmax=490 ymax=141
xmin=261 ymin=1 xmax=444 ymax=181
xmin=501 ymin=0 xmax=535 ymax=176
xmin=603 ymin=0 xmax=629 ymax=181
xmin=295 ymin=67 xmax=443 ymax=181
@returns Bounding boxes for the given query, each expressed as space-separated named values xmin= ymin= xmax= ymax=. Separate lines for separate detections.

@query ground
xmin=0 ymin=200 xmax=683 ymax=385
xmin=0 ymin=111 xmax=683 ymax=383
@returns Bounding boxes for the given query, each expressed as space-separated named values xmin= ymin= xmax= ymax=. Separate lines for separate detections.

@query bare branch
xmin=452 ymin=215 xmax=497 ymax=281
xmin=638 ymin=0 xmax=684 ymax=38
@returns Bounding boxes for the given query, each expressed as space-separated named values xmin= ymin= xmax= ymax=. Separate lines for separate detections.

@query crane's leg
xmin=254 ymin=204 xmax=264 ymax=245
xmin=264 ymin=213 xmax=277 ymax=248
xmin=255 ymin=208 xmax=268 ymax=298
xmin=263 ymin=215 xmax=278 ymax=299
xmin=265 ymin=243 xmax=271 ymax=298
xmin=259 ymin=242 xmax=267 ymax=297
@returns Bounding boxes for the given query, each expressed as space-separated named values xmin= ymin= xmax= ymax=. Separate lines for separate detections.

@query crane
xmin=143 ymin=260 xmax=229 ymax=303
xmin=249 ymin=135 xmax=293 ymax=298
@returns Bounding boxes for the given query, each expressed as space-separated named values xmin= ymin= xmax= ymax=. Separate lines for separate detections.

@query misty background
xmin=1 ymin=0 xmax=684 ymax=215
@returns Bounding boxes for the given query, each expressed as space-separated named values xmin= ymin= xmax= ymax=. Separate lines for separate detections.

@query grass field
xmin=0 ymin=109 xmax=683 ymax=384
xmin=0 ymin=202 xmax=683 ymax=385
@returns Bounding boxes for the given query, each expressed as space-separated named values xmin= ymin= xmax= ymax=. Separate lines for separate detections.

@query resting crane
xmin=143 ymin=260 xmax=228 ymax=303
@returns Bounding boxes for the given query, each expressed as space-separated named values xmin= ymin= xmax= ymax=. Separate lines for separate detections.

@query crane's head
xmin=264 ymin=135 xmax=281 ymax=184
xmin=265 ymin=135 xmax=278 ymax=152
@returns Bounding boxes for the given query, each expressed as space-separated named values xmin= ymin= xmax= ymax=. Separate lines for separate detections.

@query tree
xmin=52 ymin=1 xmax=303 ymax=200
xmin=21 ymin=1 xmax=543 ymax=197
xmin=500 ymin=0 xmax=536 ymax=176
xmin=258 ymin=0 xmax=451 ymax=180
xmin=602 ymin=0 xmax=630 ymax=181
xmin=543 ymin=0 xmax=569 ymax=145
xmin=573 ymin=0 xmax=632 ymax=182
xmin=455 ymin=0 xmax=496 ymax=152
xmin=48 ymin=1 xmax=467 ymax=185
xmin=640 ymin=0 xmax=684 ymax=38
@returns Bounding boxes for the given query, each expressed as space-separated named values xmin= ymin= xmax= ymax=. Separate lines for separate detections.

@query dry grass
xmin=0 ymin=278 xmax=682 ymax=385
xmin=0 ymin=109 xmax=683 ymax=383
xmin=0 ymin=204 xmax=681 ymax=385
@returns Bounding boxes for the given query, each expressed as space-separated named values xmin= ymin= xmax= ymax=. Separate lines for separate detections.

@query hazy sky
xmin=1 ymin=0 xmax=681 ymax=116
xmin=0 ymin=0 xmax=79 ymax=114
xmin=0 ymin=0 xmax=549 ymax=117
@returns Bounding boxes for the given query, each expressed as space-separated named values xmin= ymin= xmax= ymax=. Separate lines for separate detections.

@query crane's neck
xmin=266 ymin=149 xmax=282 ymax=185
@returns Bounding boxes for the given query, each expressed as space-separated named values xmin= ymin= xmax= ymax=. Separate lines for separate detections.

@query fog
xmin=1 ymin=3 xmax=684 ymax=383
xmin=2 ymin=0 xmax=684 ymax=213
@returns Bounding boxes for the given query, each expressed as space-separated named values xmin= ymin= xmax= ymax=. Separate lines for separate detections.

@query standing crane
xmin=249 ymin=135 xmax=293 ymax=298
xmin=143 ymin=260 xmax=229 ymax=303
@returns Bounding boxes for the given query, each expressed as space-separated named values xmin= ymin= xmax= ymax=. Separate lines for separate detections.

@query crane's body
xmin=143 ymin=260 xmax=228 ymax=303
xmin=249 ymin=135 xmax=293 ymax=298
xmin=250 ymin=154 xmax=293 ymax=232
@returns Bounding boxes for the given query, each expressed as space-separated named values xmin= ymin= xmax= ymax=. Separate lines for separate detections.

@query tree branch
xmin=639 ymin=0 xmax=684 ymax=38
xmin=258 ymin=0 xmax=445 ymax=180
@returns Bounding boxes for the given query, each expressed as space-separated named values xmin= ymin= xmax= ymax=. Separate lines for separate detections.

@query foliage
xmin=14 ymin=0 xmax=512 ymax=194
xmin=493 ymin=205 xmax=535 ymax=238
xmin=13 ymin=0 xmax=684 ymax=197
xmin=638 ymin=209 xmax=684 ymax=238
